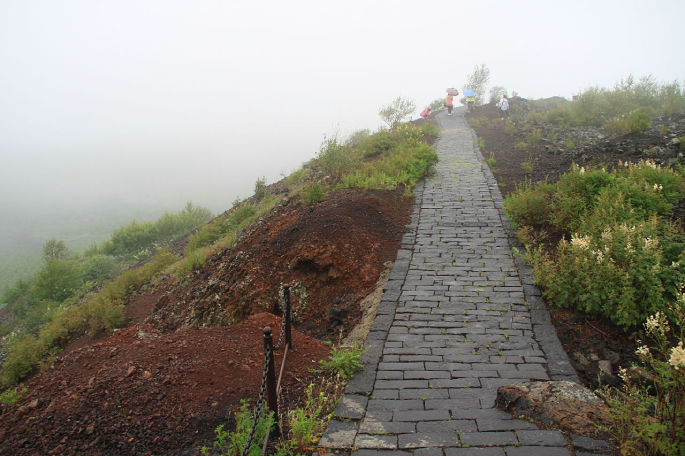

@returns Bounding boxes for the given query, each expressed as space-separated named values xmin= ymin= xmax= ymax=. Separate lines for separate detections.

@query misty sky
xmin=1 ymin=0 xmax=684 ymax=216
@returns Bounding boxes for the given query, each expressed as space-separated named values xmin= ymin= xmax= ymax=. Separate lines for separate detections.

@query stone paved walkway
xmin=318 ymin=109 xmax=595 ymax=456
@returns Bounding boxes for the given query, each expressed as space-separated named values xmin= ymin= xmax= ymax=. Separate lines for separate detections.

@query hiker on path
xmin=496 ymin=96 xmax=509 ymax=118
xmin=466 ymin=94 xmax=475 ymax=113
xmin=445 ymin=88 xmax=458 ymax=116
xmin=445 ymin=94 xmax=454 ymax=115
xmin=420 ymin=107 xmax=431 ymax=119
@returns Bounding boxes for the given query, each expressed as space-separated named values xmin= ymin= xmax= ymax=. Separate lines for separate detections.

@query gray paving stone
xmin=413 ymin=449 xmax=446 ymax=456
xmin=475 ymin=417 xmax=538 ymax=431
xmin=333 ymin=394 xmax=368 ymax=420
xmin=444 ymin=448 xmax=505 ymax=456
xmin=504 ymin=447 xmax=571 ymax=456
xmin=351 ymin=451 xmax=411 ymax=456
xmin=571 ymin=434 xmax=611 ymax=451
xmin=393 ymin=409 xmax=451 ymax=422
xmin=319 ymin=419 xmax=358 ymax=448
xmin=459 ymin=431 xmax=517 ymax=446
xmin=398 ymin=432 xmax=458 ymax=448
xmin=416 ymin=419 xmax=477 ymax=433
xmin=359 ymin=420 xmax=416 ymax=434
xmin=355 ymin=434 xmax=398 ymax=449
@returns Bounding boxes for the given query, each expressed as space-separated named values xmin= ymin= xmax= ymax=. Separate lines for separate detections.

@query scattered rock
xmin=496 ymin=381 xmax=609 ymax=438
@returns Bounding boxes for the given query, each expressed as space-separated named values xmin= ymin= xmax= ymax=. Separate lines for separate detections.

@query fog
xmin=1 ymin=0 xmax=684 ymax=265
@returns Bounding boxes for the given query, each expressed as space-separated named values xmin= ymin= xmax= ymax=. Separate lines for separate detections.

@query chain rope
xmin=273 ymin=288 xmax=289 ymax=351
xmin=242 ymin=344 xmax=271 ymax=456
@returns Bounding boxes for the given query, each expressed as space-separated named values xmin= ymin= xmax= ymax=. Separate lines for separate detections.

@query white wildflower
xmin=644 ymin=237 xmax=659 ymax=250
xmin=635 ymin=345 xmax=650 ymax=357
xmin=571 ymin=234 xmax=591 ymax=250
xmin=645 ymin=312 xmax=670 ymax=337
xmin=618 ymin=367 xmax=629 ymax=382
xmin=669 ymin=342 xmax=685 ymax=370
xmin=579 ymin=166 xmax=585 ymax=175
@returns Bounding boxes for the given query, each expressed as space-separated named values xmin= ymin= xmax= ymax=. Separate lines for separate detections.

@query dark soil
xmin=469 ymin=100 xmax=685 ymax=389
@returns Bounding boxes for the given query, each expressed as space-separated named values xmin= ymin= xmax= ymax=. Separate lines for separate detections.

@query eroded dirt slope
xmin=148 ymin=188 xmax=412 ymax=338
xmin=0 ymin=187 xmax=413 ymax=455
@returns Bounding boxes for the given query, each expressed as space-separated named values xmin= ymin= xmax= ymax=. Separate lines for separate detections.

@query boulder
xmin=495 ymin=381 xmax=609 ymax=438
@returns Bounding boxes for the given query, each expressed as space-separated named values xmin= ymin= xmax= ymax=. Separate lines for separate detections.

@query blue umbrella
xmin=463 ymin=89 xmax=475 ymax=97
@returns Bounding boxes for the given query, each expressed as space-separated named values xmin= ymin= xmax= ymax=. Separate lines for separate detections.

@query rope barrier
xmin=240 ymin=285 xmax=293 ymax=456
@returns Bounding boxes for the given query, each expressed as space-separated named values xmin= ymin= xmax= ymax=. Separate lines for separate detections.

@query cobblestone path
xmin=319 ymin=109 xmax=590 ymax=456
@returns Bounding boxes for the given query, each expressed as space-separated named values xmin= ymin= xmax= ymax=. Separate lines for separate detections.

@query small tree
xmin=489 ymin=86 xmax=507 ymax=103
xmin=379 ymin=97 xmax=416 ymax=129
xmin=42 ymin=238 xmax=69 ymax=261
xmin=465 ymin=64 xmax=491 ymax=106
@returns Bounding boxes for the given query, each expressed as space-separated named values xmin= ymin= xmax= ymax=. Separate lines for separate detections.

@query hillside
xmin=1 ymin=89 xmax=684 ymax=454
xmin=0 ymin=119 xmax=436 ymax=455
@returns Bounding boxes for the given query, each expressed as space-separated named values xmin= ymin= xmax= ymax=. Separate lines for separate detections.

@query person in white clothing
xmin=496 ymin=96 xmax=509 ymax=118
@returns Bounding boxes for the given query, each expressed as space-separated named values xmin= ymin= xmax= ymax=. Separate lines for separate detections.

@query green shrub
xmin=564 ymin=138 xmax=575 ymax=149
xmin=301 ymin=184 xmax=327 ymax=206
xmin=2 ymin=251 xmax=178 ymax=386
xmin=527 ymin=128 xmax=542 ymax=147
xmin=102 ymin=203 xmax=211 ymax=256
xmin=550 ymin=166 xmax=616 ymax=234
xmin=605 ymin=109 xmax=652 ymax=136
xmin=32 ymin=258 xmax=81 ymax=302
xmin=520 ymin=161 xmax=533 ymax=174
xmin=286 ymin=383 xmax=334 ymax=452
xmin=79 ymin=254 xmax=119 ymax=286
xmin=317 ymin=345 xmax=364 ymax=379
xmin=285 ymin=168 xmax=310 ymax=187
xmin=505 ymin=120 xmax=517 ymax=136
xmin=341 ymin=142 xmax=437 ymax=191
xmin=358 ymin=130 xmax=394 ymax=158
xmin=316 ymin=135 xmax=360 ymax=180
xmin=509 ymin=162 xmax=685 ymax=330
xmin=254 ymin=177 xmax=267 ymax=201
xmin=503 ymin=181 xmax=554 ymax=228
xmin=0 ymin=387 xmax=27 ymax=405
xmin=532 ymin=219 xmax=679 ymax=329
xmin=515 ymin=142 xmax=527 ymax=151
xmin=420 ymin=122 xmax=439 ymax=138
xmin=201 ymin=400 xmax=274 ymax=456
xmin=545 ymin=107 xmax=573 ymax=127
xmin=1 ymin=335 xmax=45 ymax=386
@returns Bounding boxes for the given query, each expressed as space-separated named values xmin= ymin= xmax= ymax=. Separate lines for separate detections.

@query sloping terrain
xmin=0 ymin=187 xmax=413 ymax=455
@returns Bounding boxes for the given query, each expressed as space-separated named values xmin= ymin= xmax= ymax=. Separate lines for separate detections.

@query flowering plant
xmin=603 ymin=310 xmax=685 ymax=455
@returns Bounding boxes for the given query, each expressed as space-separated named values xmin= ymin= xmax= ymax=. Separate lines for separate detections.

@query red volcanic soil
xmin=0 ymin=187 xmax=413 ymax=455
xmin=0 ymin=314 xmax=329 ymax=456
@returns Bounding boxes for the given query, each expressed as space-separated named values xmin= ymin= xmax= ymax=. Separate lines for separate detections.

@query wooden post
xmin=283 ymin=286 xmax=292 ymax=349
xmin=262 ymin=326 xmax=280 ymax=438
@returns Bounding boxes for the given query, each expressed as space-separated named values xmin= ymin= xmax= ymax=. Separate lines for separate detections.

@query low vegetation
xmin=496 ymin=75 xmax=685 ymax=453
xmin=531 ymin=75 xmax=685 ymax=136
xmin=506 ymin=161 xmax=684 ymax=329
xmin=203 ymin=345 xmax=361 ymax=456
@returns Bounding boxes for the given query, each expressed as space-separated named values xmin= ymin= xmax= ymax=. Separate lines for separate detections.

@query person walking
xmin=445 ymin=93 xmax=454 ymax=115
xmin=466 ymin=94 xmax=475 ymax=114
xmin=497 ymin=96 xmax=509 ymax=118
